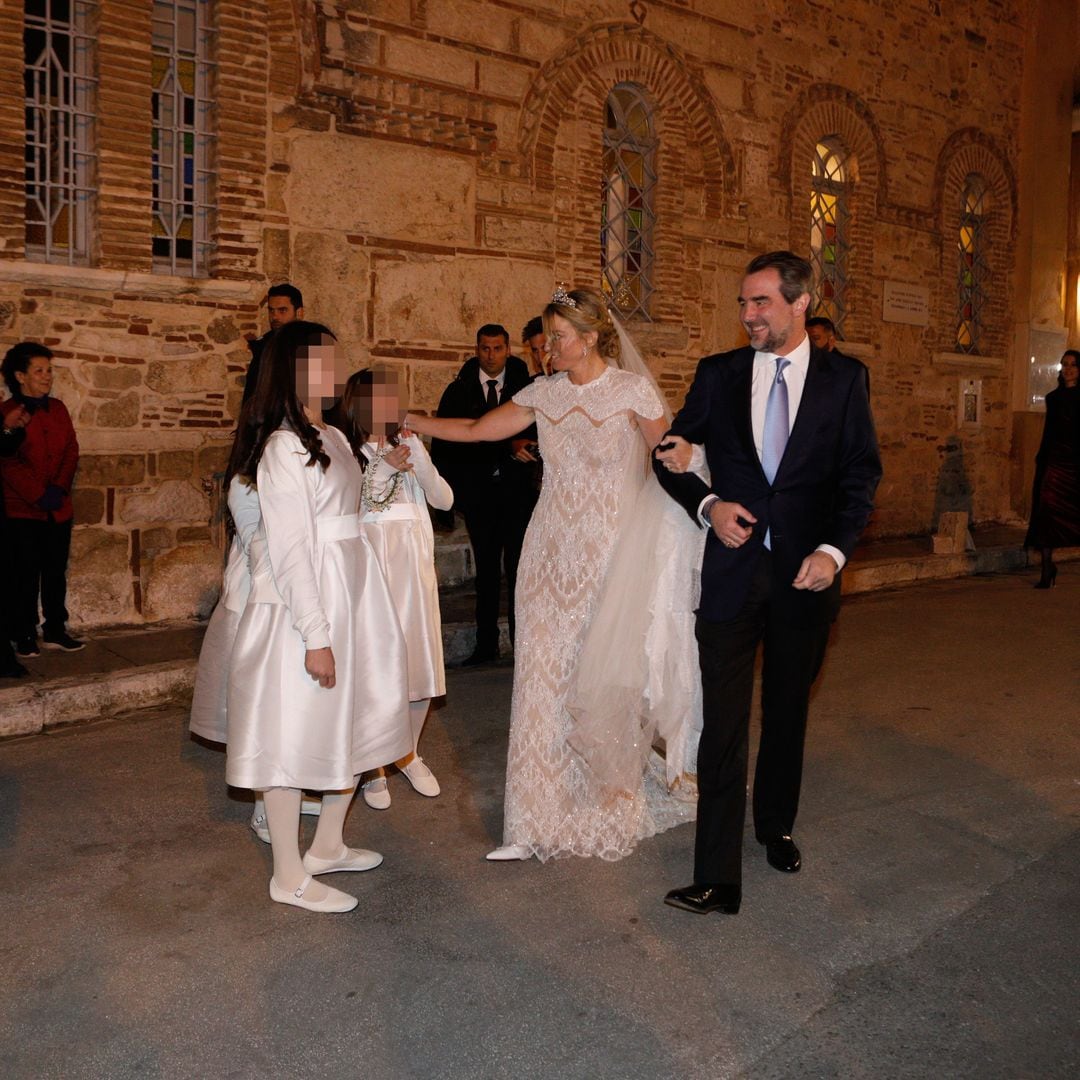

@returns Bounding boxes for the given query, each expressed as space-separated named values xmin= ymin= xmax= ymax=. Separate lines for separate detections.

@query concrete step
xmin=2 ymin=533 xmax=1074 ymax=740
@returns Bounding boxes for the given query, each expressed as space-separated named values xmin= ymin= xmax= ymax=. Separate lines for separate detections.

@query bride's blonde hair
xmin=543 ymin=286 xmax=620 ymax=362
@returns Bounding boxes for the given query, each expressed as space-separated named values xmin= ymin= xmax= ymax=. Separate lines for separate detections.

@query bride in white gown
xmin=407 ymin=287 xmax=704 ymax=862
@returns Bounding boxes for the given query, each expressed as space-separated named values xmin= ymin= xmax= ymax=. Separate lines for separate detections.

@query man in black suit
xmin=242 ymin=283 xmax=305 ymax=403
xmin=431 ymin=324 xmax=535 ymax=665
xmin=655 ymin=251 xmax=881 ymax=915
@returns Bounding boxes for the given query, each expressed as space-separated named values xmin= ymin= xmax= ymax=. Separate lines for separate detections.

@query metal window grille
xmin=24 ymin=0 xmax=97 ymax=265
xmin=809 ymin=139 xmax=850 ymax=334
xmin=956 ymin=175 xmax=989 ymax=354
xmin=601 ymin=83 xmax=657 ymax=321
xmin=151 ymin=0 xmax=215 ymax=276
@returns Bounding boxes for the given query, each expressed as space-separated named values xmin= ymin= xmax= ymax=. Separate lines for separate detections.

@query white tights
xmin=264 ymin=782 xmax=358 ymax=896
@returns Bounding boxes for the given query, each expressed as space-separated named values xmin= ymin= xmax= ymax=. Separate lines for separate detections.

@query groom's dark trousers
xmin=656 ymin=344 xmax=881 ymax=889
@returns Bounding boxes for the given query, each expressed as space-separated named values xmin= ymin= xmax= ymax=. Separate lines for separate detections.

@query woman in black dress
xmin=1026 ymin=349 xmax=1080 ymax=588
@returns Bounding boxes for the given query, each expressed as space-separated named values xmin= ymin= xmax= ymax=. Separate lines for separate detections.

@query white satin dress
xmin=189 ymin=477 xmax=260 ymax=744
xmin=359 ymin=434 xmax=453 ymax=702
xmin=225 ymin=425 xmax=411 ymax=791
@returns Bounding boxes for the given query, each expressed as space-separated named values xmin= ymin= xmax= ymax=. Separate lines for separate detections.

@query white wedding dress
xmin=501 ymin=367 xmax=701 ymax=862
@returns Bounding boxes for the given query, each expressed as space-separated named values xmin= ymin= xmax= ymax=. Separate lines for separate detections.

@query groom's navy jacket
xmin=655 ymin=343 xmax=881 ymax=623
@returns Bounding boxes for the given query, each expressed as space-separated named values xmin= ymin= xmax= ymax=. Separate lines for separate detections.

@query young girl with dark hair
xmin=330 ymin=368 xmax=453 ymax=810
xmin=224 ymin=321 xmax=410 ymax=913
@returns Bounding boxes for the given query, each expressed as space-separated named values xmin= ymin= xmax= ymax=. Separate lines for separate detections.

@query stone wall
xmin=0 ymin=1 xmax=1070 ymax=628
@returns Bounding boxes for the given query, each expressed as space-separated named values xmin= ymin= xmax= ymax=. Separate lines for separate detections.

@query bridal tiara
xmin=551 ymin=284 xmax=578 ymax=309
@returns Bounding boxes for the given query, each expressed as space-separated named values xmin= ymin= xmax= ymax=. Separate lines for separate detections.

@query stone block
xmin=71 ymin=488 xmax=105 ymax=525
xmin=67 ymin=528 xmax=132 ymax=626
xmin=140 ymin=527 xmax=174 ymax=556
xmin=263 ymin=227 xmax=291 ymax=282
xmin=932 ymin=511 xmax=974 ymax=555
xmin=157 ymin=450 xmax=195 ymax=479
xmin=97 ymin=392 xmax=141 ymax=428
xmin=146 ymin=356 xmax=227 ymax=396
xmin=206 ymin=316 xmax=240 ymax=344
xmin=177 ymin=525 xmax=210 ymax=542
xmin=383 ymin=35 xmax=475 ymax=88
xmin=143 ymin=542 xmax=223 ymax=621
xmin=121 ymin=480 xmax=209 ymax=526
xmin=288 ymin=134 xmax=475 ymax=245
xmin=374 ymin=257 xmax=553 ymax=346
xmin=292 ymin=231 xmax=368 ymax=345
xmin=89 ymin=364 xmax=143 ymax=390
xmin=197 ymin=444 xmax=231 ymax=477
xmin=410 ymin=361 xmax=463 ymax=414
xmin=482 ymin=213 xmax=555 ymax=252
xmin=0 ymin=687 xmax=42 ymax=737
xmin=77 ymin=454 xmax=146 ymax=487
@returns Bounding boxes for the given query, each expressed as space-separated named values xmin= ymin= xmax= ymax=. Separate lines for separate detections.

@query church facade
xmin=0 ymin=0 xmax=1076 ymax=626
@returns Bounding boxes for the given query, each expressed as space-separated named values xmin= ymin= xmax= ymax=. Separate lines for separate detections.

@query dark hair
xmin=805 ymin=316 xmax=836 ymax=334
xmin=745 ymin=251 xmax=814 ymax=304
xmin=2 ymin=341 xmax=53 ymax=396
xmin=267 ymin=283 xmax=304 ymax=310
xmin=225 ymin=320 xmax=333 ymax=490
xmin=327 ymin=368 xmax=401 ymax=470
xmin=476 ymin=324 xmax=510 ymax=347
xmin=522 ymin=316 xmax=544 ymax=342
xmin=1059 ymin=349 xmax=1080 ymax=388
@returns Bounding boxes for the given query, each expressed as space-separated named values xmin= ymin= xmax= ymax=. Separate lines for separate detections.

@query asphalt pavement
xmin=1 ymin=567 xmax=1078 ymax=1079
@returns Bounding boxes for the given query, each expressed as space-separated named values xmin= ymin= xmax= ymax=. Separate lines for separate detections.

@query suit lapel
xmin=777 ymin=347 xmax=833 ymax=478
xmin=731 ymin=349 xmax=757 ymax=463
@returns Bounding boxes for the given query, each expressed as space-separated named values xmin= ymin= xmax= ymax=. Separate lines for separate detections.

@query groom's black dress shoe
xmin=461 ymin=649 xmax=498 ymax=667
xmin=761 ymin=835 xmax=801 ymax=873
xmin=664 ymin=883 xmax=741 ymax=915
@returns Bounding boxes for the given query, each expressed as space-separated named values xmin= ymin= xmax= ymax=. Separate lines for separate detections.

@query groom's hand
xmin=709 ymin=501 xmax=755 ymax=548
xmin=655 ymin=433 xmax=693 ymax=473
xmin=792 ymin=551 xmax=838 ymax=592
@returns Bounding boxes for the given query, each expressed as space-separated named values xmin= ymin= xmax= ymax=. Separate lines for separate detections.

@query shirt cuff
xmin=815 ymin=544 xmax=846 ymax=571
xmin=697 ymin=494 xmax=719 ymax=529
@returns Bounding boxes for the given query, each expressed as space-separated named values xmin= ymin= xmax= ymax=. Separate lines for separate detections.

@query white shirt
xmin=696 ymin=334 xmax=846 ymax=570
xmin=478 ymin=369 xmax=505 ymax=399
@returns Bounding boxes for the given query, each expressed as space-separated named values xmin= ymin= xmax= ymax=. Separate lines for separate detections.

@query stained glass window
xmin=152 ymin=0 xmax=214 ymax=275
xmin=809 ymin=138 xmax=850 ymax=334
xmin=601 ymin=83 xmax=656 ymax=321
xmin=956 ymin=175 xmax=989 ymax=354
xmin=24 ymin=0 xmax=97 ymax=264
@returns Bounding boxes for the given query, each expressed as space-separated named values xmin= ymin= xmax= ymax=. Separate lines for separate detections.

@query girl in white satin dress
xmin=330 ymin=368 xmax=454 ymax=809
xmin=225 ymin=321 xmax=410 ymax=913
xmin=189 ymin=475 xmax=260 ymax=745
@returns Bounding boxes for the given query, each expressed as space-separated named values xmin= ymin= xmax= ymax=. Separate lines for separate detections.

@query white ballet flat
xmin=300 ymin=796 xmax=322 ymax=816
xmin=400 ymin=756 xmax=440 ymax=797
xmin=269 ymin=874 xmax=358 ymax=913
xmin=302 ymin=846 xmax=384 ymax=875
xmin=485 ymin=844 xmax=532 ymax=861
xmin=250 ymin=809 xmax=271 ymax=845
xmin=362 ymin=776 xmax=391 ymax=810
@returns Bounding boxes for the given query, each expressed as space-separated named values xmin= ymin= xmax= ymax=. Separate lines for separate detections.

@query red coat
xmin=0 ymin=396 xmax=79 ymax=523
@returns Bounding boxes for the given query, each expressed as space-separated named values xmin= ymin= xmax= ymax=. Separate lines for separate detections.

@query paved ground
xmin=1 ymin=567 xmax=1078 ymax=1079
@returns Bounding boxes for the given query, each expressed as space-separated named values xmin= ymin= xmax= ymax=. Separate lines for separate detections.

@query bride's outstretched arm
xmin=405 ymin=401 xmax=535 ymax=443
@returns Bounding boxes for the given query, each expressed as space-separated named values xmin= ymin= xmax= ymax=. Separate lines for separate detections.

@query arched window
xmin=24 ymin=0 xmax=96 ymax=264
xmin=601 ymin=83 xmax=656 ymax=320
xmin=956 ymin=174 xmax=989 ymax=354
xmin=809 ymin=138 xmax=850 ymax=333
xmin=152 ymin=0 xmax=215 ymax=275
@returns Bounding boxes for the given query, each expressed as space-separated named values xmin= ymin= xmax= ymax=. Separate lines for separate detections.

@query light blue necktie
xmin=761 ymin=357 xmax=790 ymax=484
xmin=761 ymin=357 xmax=790 ymax=550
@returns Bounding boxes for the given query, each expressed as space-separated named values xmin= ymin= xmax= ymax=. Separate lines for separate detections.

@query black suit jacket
xmin=655 ymin=344 xmax=881 ymax=622
xmin=430 ymin=354 xmax=535 ymax=508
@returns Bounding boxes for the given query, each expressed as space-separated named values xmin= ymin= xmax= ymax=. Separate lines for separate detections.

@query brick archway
xmin=780 ymin=84 xmax=887 ymax=341
xmin=517 ymin=22 xmax=737 ymax=217
xmin=931 ymin=128 xmax=1016 ymax=357
xmin=267 ymin=0 xmax=316 ymax=98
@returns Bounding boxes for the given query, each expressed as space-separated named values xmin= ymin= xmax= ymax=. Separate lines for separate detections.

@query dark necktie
xmin=485 ymin=379 xmax=499 ymax=411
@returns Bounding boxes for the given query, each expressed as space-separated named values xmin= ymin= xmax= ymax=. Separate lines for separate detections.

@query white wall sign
xmin=958 ymin=377 xmax=982 ymax=429
xmin=882 ymin=280 xmax=931 ymax=326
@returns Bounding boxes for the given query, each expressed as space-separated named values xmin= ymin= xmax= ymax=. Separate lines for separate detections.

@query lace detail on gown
xmin=503 ymin=368 xmax=696 ymax=861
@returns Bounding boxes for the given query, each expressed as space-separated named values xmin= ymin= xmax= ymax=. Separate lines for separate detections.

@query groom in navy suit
xmin=655 ymin=251 xmax=881 ymax=915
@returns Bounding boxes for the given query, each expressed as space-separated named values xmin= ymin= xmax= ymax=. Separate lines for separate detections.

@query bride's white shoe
xmin=485 ymin=844 xmax=532 ymax=861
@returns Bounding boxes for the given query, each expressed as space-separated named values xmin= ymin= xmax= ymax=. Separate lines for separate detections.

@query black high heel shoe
xmin=1034 ymin=566 xmax=1058 ymax=590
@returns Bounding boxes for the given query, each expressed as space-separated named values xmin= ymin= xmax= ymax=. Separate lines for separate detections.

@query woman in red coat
xmin=0 ymin=342 xmax=83 ymax=654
